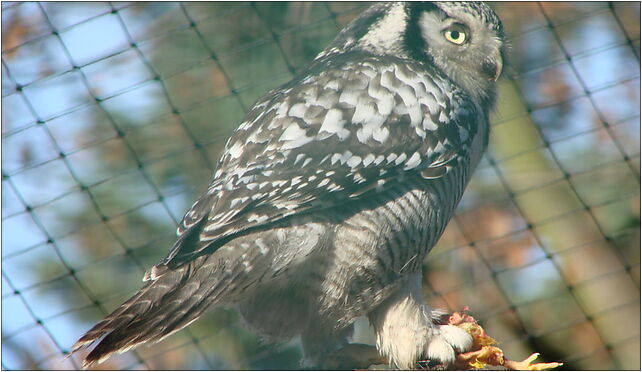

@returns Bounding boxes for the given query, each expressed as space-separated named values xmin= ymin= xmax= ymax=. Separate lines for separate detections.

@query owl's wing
xmin=158 ymin=56 xmax=480 ymax=270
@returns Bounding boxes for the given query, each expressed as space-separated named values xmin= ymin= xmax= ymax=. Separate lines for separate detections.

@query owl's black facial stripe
xmin=403 ymin=3 xmax=438 ymax=64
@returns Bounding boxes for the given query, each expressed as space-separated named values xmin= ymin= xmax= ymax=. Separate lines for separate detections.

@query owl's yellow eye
xmin=444 ymin=28 xmax=467 ymax=45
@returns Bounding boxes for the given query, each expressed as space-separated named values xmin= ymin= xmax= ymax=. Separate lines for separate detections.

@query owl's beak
xmin=492 ymin=58 xmax=503 ymax=81
xmin=482 ymin=54 xmax=503 ymax=82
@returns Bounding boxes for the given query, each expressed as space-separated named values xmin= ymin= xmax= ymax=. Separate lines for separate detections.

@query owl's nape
xmin=72 ymin=2 xmax=505 ymax=369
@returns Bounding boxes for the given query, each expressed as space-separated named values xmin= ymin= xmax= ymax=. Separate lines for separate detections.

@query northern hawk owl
xmin=72 ymin=2 xmax=506 ymax=369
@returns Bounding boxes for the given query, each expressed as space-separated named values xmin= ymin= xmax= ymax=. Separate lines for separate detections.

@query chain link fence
xmin=2 ymin=2 xmax=639 ymax=370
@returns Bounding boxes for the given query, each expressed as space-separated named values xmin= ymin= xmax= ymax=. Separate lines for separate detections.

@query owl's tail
xmin=70 ymin=258 xmax=231 ymax=368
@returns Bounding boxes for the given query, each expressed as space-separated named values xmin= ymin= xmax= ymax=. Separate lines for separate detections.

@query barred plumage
xmin=72 ymin=2 xmax=506 ymax=369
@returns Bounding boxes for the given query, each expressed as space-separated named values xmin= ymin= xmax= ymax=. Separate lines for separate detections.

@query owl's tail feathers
xmin=70 ymin=259 xmax=228 ymax=368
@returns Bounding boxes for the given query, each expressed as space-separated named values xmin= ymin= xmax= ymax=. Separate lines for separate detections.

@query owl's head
xmin=325 ymin=1 xmax=507 ymax=107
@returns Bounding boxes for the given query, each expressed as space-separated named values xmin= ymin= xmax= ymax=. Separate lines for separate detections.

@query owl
xmin=72 ymin=2 xmax=506 ymax=369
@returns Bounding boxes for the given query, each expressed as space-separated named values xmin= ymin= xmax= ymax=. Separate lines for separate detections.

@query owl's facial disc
xmin=407 ymin=2 xmax=506 ymax=105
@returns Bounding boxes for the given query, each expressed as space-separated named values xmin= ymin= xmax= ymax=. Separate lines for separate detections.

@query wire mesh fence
xmin=2 ymin=1 xmax=639 ymax=370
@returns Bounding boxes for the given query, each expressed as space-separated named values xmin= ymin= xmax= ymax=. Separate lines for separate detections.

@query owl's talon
xmin=424 ymin=324 xmax=473 ymax=366
xmin=439 ymin=324 xmax=474 ymax=352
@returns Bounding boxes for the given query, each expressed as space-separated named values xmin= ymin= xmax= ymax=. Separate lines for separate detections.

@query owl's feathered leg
xmin=368 ymin=272 xmax=472 ymax=369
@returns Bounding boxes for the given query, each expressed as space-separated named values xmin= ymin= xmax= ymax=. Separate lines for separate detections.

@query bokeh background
xmin=2 ymin=2 xmax=640 ymax=370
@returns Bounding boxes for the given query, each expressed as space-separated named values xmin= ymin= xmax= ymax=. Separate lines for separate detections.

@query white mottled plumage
xmin=72 ymin=2 xmax=506 ymax=369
